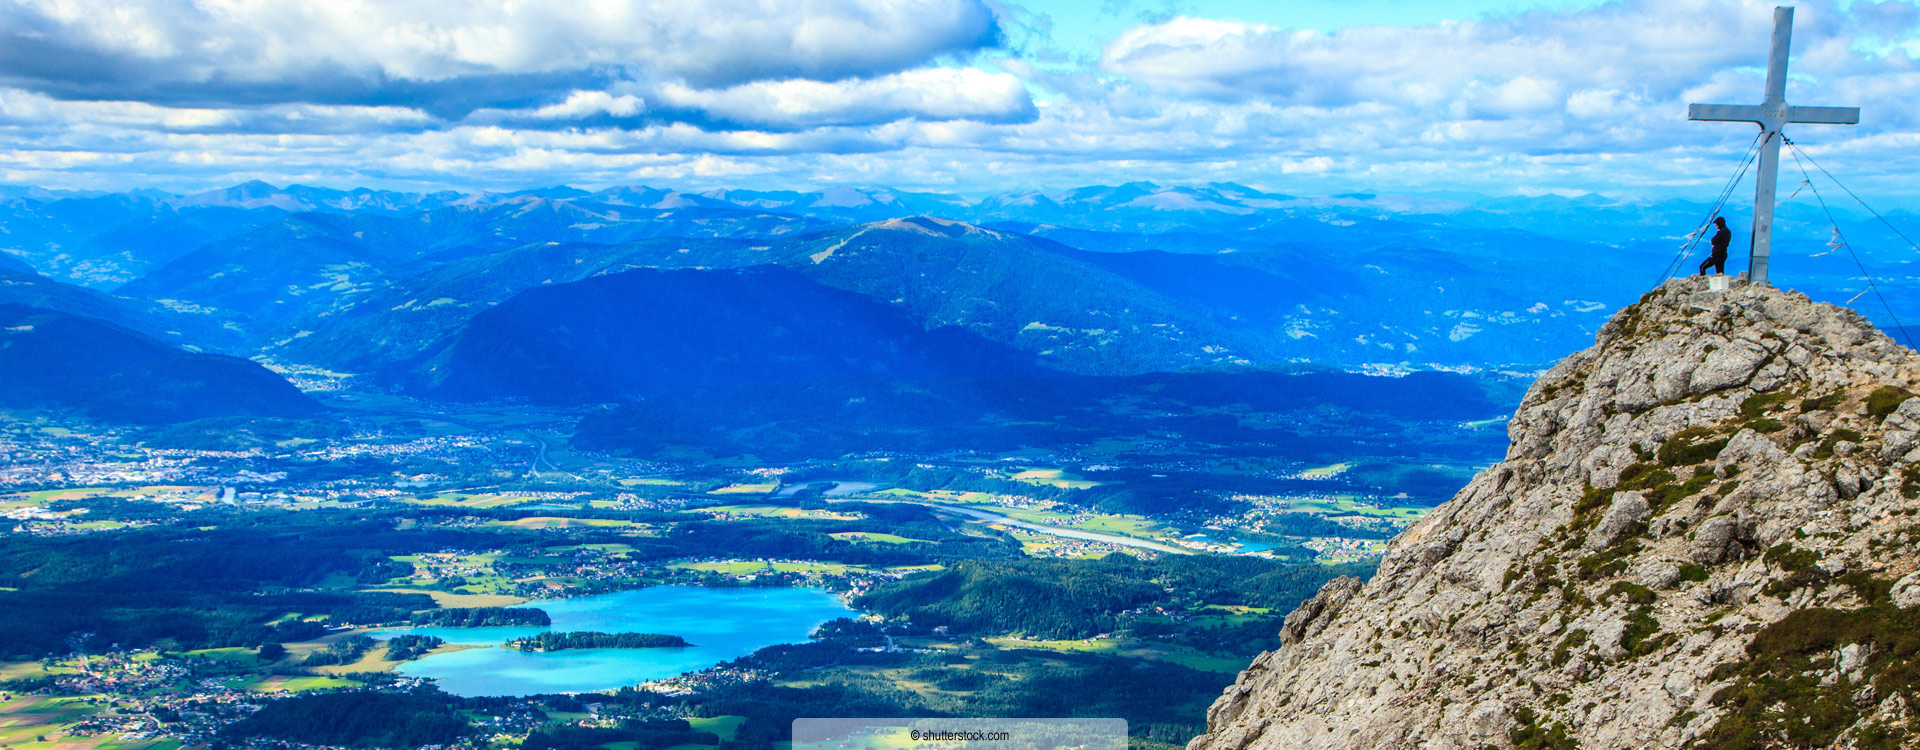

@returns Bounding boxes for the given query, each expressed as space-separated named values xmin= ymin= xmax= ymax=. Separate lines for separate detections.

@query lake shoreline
xmin=378 ymin=584 xmax=858 ymax=696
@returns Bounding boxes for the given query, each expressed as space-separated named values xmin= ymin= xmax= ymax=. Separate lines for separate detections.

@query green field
xmin=0 ymin=661 xmax=76 ymax=681
xmin=689 ymin=715 xmax=746 ymax=740
xmin=1276 ymin=496 xmax=1427 ymax=520
xmin=1006 ymin=468 xmax=1104 ymax=490
xmin=1188 ymin=605 xmax=1274 ymax=627
xmin=0 ymin=486 xmax=206 ymax=510
xmin=364 ymin=588 xmax=528 ymax=608
xmin=0 ymin=694 xmax=182 ymax=750
xmin=246 ymin=675 xmax=359 ymax=692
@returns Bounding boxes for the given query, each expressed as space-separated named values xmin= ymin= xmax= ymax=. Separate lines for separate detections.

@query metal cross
xmin=1689 ymin=6 xmax=1858 ymax=286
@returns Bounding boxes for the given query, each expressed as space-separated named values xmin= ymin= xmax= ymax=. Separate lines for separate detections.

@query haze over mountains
xmin=2 ymin=179 xmax=1914 ymax=429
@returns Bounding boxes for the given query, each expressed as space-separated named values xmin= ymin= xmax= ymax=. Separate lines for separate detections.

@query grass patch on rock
xmin=1867 ymin=386 xmax=1915 ymax=420
xmin=1698 ymin=595 xmax=1920 ymax=750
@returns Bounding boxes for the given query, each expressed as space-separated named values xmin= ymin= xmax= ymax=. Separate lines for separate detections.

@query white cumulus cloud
xmin=653 ymin=68 xmax=1037 ymax=130
xmin=0 ymin=0 xmax=1004 ymax=112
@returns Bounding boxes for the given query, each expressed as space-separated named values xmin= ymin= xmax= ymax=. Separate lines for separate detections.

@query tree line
xmin=408 ymin=606 xmax=551 ymax=627
xmin=507 ymin=631 xmax=690 ymax=652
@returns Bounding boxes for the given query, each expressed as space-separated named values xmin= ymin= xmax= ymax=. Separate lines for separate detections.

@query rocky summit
xmin=1190 ymin=277 xmax=1920 ymax=749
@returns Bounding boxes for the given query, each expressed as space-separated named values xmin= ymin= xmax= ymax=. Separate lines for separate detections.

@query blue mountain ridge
xmin=0 ymin=304 xmax=319 ymax=424
xmin=3 ymin=180 xmax=1912 ymax=379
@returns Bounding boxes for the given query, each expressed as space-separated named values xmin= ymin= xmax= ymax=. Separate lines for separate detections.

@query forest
xmin=410 ymin=607 xmax=551 ymax=627
xmin=221 ymin=690 xmax=471 ymax=748
xmin=507 ymin=631 xmax=691 ymax=651
xmin=301 ymin=635 xmax=376 ymax=667
xmin=855 ymin=554 xmax=1372 ymax=639
xmin=383 ymin=634 xmax=445 ymax=660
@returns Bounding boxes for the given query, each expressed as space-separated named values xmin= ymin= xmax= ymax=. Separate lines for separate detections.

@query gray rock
xmin=1689 ymin=516 xmax=1740 ymax=566
xmin=1467 ymin=700 xmax=1513 ymax=740
xmin=1880 ymin=399 xmax=1920 ymax=459
xmin=1634 ymin=561 xmax=1681 ymax=590
xmin=1188 ymin=278 xmax=1920 ymax=750
xmin=1592 ymin=614 xmax=1628 ymax=661
xmin=1891 ymin=570 xmax=1920 ymax=609
xmin=1279 ymin=576 xmax=1363 ymax=648
xmin=1586 ymin=491 xmax=1650 ymax=551
xmin=1836 ymin=643 xmax=1871 ymax=683
xmin=1663 ymin=667 xmax=1698 ymax=704
xmin=1687 ymin=339 xmax=1769 ymax=394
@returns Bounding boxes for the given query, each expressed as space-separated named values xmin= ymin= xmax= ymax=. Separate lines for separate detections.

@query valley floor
xmin=0 ymin=387 xmax=1504 ymax=749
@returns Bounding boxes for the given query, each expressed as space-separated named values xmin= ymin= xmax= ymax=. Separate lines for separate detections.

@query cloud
xmin=0 ymin=0 xmax=1004 ymax=115
xmin=1076 ymin=0 xmax=1920 ymax=189
xmin=651 ymin=68 xmax=1038 ymax=130
xmin=0 ymin=88 xmax=438 ymax=134
xmin=1100 ymin=2 xmax=1790 ymax=106
xmin=5 ymin=0 xmax=1920 ymax=202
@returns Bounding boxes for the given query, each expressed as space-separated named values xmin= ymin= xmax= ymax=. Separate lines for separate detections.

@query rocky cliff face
xmin=1190 ymin=277 xmax=1920 ymax=749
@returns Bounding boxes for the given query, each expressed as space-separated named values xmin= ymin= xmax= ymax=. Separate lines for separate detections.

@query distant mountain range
xmin=272 ymin=212 xmax=1646 ymax=380
xmin=1 ymin=179 xmax=1913 ymax=417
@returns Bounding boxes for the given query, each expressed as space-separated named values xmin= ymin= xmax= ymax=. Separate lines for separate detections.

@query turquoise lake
xmin=382 ymin=585 xmax=857 ymax=696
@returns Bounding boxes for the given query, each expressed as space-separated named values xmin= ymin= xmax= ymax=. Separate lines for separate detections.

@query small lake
xmin=381 ymin=585 xmax=856 ymax=696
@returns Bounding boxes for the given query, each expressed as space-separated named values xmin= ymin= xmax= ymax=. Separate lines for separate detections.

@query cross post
xmin=1688 ymin=6 xmax=1859 ymax=286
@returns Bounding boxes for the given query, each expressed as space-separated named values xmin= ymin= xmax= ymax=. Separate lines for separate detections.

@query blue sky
xmin=1011 ymin=0 xmax=1612 ymax=58
xmin=1 ymin=0 xmax=1916 ymax=199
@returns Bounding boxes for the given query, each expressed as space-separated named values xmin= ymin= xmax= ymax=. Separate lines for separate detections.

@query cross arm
xmin=1786 ymin=105 xmax=1859 ymax=125
xmin=1688 ymin=103 xmax=1768 ymax=123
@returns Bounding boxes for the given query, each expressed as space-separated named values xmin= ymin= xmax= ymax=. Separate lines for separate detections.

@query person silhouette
xmin=1698 ymin=216 xmax=1732 ymax=276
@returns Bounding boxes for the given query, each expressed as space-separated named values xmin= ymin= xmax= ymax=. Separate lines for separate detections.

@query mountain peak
xmin=174 ymin=180 xmax=311 ymax=210
xmin=506 ymin=185 xmax=588 ymax=200
xmin=867 ymin=215 xmax=988 ymax=238
xmin=1191 ymin=277 xmax=1920 ymax=748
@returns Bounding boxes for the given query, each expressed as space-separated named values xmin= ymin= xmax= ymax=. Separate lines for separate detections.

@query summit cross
xmin=1689 ymin=5 xmax=1858 ymax=286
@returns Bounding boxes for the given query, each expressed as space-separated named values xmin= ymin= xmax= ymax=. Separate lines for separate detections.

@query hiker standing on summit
xmin=1699 ymin=216 xmax=1732 ymax=276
